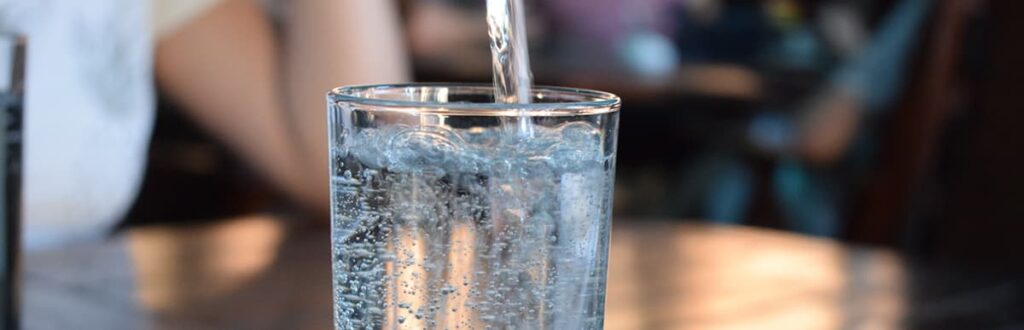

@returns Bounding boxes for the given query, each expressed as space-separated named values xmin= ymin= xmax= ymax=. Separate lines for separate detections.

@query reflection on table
xmin=21 ymin=215 xmax=928 ymax=329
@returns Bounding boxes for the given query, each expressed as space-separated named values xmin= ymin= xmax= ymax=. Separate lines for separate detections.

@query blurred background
xmin=4 ymin=0 xmax=1023 ymax=328
xmin=134 ymin=0 xmax=1020 ymax=266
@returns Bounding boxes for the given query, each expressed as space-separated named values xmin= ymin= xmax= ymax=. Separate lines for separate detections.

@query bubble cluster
xmin=331 ymin=119 xmax=614 ymax=329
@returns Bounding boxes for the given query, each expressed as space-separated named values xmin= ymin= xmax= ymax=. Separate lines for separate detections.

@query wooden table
xmin=20 ymin=215 xmax=1022 ymax=329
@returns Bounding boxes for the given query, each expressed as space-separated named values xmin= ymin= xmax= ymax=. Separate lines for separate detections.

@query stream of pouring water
xmin=487 ymin=0 xmax=534 ymax=136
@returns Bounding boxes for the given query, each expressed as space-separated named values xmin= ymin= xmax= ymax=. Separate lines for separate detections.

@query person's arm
xmin=155 ymin=0 xmax=410 ymax=215
xmin=795 ymin=0 xmax=931 ymax=165
xmin=282 ymin=0 xmax=412 ymax=205
xmin=156 ymin=0 xmax=318 ymax=210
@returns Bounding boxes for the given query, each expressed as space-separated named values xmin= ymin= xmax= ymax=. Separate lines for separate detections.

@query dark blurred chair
xmin=849 ymin=0 xmax=976 ymax=244
xmin=850 ymin=0 xmax=1024 ymax=268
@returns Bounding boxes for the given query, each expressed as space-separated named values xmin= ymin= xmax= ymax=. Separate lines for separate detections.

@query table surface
xmin=21 ymin=215 xmax=1024 ymax=329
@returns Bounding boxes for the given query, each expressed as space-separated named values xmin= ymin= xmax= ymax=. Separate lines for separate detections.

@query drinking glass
xmin=327 ymin=84 xmax=620 ymax=329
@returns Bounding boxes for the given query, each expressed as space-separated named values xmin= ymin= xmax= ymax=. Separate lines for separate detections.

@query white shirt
xmin=0 ymin=0 xmax=220 ymax=249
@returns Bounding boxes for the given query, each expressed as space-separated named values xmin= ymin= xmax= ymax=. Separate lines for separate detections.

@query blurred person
xmin=674 ymin=0 xmax=931 ymax=236
xmin=0 ymin=0 xmax=409 ymax=249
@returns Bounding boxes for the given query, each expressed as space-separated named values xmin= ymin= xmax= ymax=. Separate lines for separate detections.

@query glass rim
xmin=328 ymin=83 xmax=620 ymax=116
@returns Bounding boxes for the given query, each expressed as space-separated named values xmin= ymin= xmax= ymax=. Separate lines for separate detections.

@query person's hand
xmin=794 ymin=87 xmax=863 ymax=166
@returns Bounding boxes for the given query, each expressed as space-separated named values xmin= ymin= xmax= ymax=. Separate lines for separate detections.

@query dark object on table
xmin=0 ymin=33 xmax=25 ymax=330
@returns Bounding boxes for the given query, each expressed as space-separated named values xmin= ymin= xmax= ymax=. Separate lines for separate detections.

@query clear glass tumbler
xmin=327 ymin=84 xmax=620 ymax=329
